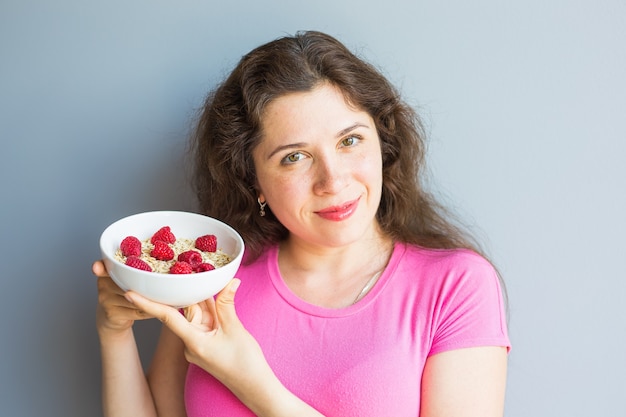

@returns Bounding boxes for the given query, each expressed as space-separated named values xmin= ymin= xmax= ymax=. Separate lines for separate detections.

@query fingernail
xmin=124 ymin=294 xmax=134 ymax=304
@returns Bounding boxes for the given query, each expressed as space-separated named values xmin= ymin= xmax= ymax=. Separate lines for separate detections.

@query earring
xmin=258 ymin=198 xmax=267 ymax=217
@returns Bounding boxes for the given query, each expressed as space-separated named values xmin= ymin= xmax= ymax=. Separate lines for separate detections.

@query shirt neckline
xmin=266 ymin=242 xmax=405 ymax=318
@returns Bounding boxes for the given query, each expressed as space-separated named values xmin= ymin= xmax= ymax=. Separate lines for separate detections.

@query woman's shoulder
xmin=392 ymin=243 xmax=506 ymax=317
xmin=400 ymin=243 xmax=494 ymax=271
xmin=392 ymin=242 xmax=501 ymax=293
xmin=235 ymin=244 xmax=277 ymax=277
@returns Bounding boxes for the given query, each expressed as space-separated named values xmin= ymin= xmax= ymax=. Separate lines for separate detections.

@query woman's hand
xmin=93 ymin=260 xmax=154 ymax=337
xmin=126 ymin=279 xmax=325 ymax=417
xmin=124 ymin=279 xmax=265 ymax=383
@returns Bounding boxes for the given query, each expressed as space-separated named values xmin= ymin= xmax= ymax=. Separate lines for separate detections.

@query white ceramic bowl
xmin=100 ymin=211 xmax=244 ymax=307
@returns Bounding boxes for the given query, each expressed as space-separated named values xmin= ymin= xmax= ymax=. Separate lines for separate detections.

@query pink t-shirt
xmin=185 ymin=242 xmax=510 ymax=416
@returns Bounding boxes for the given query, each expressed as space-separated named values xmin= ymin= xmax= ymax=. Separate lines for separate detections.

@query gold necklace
xmin=352 ymin=270 xmax=383 ymax=304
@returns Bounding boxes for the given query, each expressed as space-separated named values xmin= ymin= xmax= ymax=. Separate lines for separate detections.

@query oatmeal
xmin=115 ymin=226 xmax=232 ymax=274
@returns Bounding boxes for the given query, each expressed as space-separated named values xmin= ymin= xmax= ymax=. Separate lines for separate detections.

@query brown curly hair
xmin=191 ymin=30 xmax=483 ymax=263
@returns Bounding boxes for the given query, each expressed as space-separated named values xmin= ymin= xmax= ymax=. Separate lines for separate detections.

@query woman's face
xmin=252 ymin=83 xmax=384 ymax=249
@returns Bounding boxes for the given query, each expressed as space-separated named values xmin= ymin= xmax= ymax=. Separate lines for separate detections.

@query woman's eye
xmin=282 ymin=152 xmax=305 ymax=164
xmin=340 ymin=135 xmax=360 ymax=147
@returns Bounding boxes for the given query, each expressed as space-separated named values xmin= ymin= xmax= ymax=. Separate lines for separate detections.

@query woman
xmin=94 ymin=30 xmax=510 ymax=416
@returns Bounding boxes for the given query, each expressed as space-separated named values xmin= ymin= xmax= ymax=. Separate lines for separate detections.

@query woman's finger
xmin=92 ymin=260 xmax=109 ymax=277
xmin=125 ymin=292 xmax=201 ymax=340
xmin=183 ymin=304 xmax=201 ymax=324
xmin=214 ymin=279 xmax=241 ymax=331
xmin=203 ymin=296 xmax=217 ymax=329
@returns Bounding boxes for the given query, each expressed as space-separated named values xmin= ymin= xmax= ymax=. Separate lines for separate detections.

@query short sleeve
xmin=428 ymin=252 xmax=510 ymax=356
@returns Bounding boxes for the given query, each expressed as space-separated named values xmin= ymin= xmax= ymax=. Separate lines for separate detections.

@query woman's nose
xmin=312 ymin=154 xmax=347 ymax=195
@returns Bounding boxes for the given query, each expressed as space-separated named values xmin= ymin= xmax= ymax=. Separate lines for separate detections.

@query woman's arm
xmin=99 ymin=327 xmax=157 ymax=417
xmin=420 ymin=346 xmax=508 ymax=417
xmin=147 ymin=326 xmax=188 ymax=416
xmin=95 ymin=261 xmax=187 ymax=417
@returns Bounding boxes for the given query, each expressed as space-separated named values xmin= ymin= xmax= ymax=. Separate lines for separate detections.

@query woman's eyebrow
xmin=266 ymin=142 xmax=307 ymax=160
xmin=336 ymin=122 xmax=369 ymax=138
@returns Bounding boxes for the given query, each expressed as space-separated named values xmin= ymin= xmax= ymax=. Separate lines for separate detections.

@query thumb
xmin=215 ymin=278 xmax=242 ymax=330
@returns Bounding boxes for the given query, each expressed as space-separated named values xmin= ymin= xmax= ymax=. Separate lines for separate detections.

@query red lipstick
xmin=315 ymin=198 xmax=359 ymax=221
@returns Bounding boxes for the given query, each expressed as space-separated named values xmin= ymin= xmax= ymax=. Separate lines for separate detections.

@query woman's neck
xmin=277 ymin=230 xmax=394 ymax=308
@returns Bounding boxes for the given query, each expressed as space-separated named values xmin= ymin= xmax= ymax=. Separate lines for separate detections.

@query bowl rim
xmin=99 ymin=210 xmax=245 ymax=279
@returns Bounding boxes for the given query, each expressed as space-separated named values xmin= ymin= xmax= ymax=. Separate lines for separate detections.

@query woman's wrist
xmin=97 ymin=325 xmax=135 ymax=347
xmin=260 ymin=385 xmax=325 ymax=417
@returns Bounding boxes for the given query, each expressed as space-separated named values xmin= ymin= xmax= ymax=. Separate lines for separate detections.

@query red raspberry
xmin=120 ymin=236 xmax=142 ymax=257
xmin=195 ymin=234 xmax=217 ymax=252
xmin=195 ymin=262 xmax=215 ymax=272
xmin=125 ymin=256 xmax=152 ymax=271
xmin=170 ymin=261 xmax=193 ymax=274
xmin=151 ymin=241 xmax=174 ymax=261
xmin=178 ymin=250 xmax=202 ymax=267
xmin=150 ymin=226 xmax=176 ymax=244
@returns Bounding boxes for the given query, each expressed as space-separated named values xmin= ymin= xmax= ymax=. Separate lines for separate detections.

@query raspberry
xmin=151 ymin=226 xmax=176 ymax=244
xmin=120 ymin=236 xmax=142 ymax=257
xmin=170 ymin=261 xmax=193 ymax=274
xmin=125 ymin=256 xmax=152 ymax=272
xmin=195 ymin=262 xmax=215 ymax=272
xmin=178 ymin=250 xmax=202 ymax=267
xmin=151 ymin=241 xmax=174 ymax=261
xmin=195 ymin=234 xmax=217 ymax=252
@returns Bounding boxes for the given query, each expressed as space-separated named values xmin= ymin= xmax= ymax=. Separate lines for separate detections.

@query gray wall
xmin=1 ymin=1 xmax=624 ymax=416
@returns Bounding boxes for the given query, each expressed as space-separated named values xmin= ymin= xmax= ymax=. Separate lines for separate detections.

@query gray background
xmin=1 ymin=1 xmax=624 ymax=416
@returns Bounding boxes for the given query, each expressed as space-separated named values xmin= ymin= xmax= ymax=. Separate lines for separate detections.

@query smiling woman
xmin=94 ymin=30 xmax=510 ymax=417
xmin=252 ymin=83 xmax=384 ymax=252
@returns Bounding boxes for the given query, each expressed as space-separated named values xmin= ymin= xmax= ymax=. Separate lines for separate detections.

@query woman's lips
xmin=315 ymin=198 xmax=359 ymax=221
